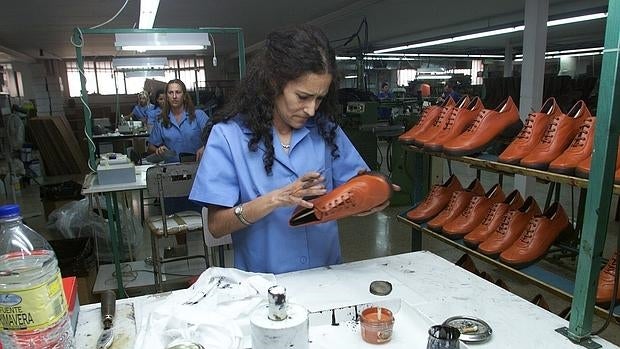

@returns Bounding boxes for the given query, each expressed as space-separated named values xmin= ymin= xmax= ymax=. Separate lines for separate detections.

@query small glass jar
xmin=360 ymin=306 xmax=395 ymax=344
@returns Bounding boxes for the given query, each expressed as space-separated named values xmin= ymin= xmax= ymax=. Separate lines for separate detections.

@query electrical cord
xmin=89 ymin=0 xmax=129 ymax=29
xmin=208 ymin=33 xmax=217 ymax=67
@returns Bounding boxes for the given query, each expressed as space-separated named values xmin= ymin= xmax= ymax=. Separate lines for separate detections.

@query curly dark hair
xmin=161 ymin=79 xmax=197 ymax=128
xmin=203 ymin=24 xmax=341 ymax=175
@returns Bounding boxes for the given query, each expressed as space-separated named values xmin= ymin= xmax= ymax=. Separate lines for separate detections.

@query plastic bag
xmin=47 ymin=197 xmax=143 ymax=263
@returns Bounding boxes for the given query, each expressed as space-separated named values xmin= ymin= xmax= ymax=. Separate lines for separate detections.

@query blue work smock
xmin=131 ymin=103 xmax=154 ymax=121
xmin=148 ymin=109 xmax=208 ymax=161
xmin=146 ymin=106 xmax=162 ymax=125
xmin=189 ymin=114 xmax=369 ymax=274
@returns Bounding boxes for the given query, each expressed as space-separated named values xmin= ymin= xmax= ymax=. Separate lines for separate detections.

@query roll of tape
xmin=250 ymin=303 xmax=309 ymax=349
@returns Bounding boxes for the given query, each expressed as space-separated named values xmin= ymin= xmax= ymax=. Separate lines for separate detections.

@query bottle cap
xmin=0 ymin=204 xmax=20 ymax=218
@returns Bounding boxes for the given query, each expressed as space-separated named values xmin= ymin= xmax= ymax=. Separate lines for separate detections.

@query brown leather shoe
xmin=596 ymin=252 xmax=620 ymax=304
xmin=548 ymin=116 xmax=596 ymax=175
xmin=398 ymin=97 xmax=456 ymax=144
xmin=455 ymin=253 xmax=479 ymax=274
xmin=498 ymin=97 xmax=562 ymax=164
xmin=442 ymin=96 xmax=522 ymax=156
xmin=520 ymin=100 xmax=590 ymax=170
xmin=424 ymin=97 xmax=485 ymax=152
xmin=575 ymin=149 xmax=620 ymax=179
xmin=478 ymin=196 xmax=541 ymax=258
xmin=406 ymin=175 xmax=463 ymax=223
xmin=412 ymin=96 xmax=470 ymax=147
xmin=463 ymin=189 xmax=524 ymax=248
xmin=499 ymin=202 xmax=571 ymax=268
xmin=442 ymin=184 xmax=506 ymax=239
xmin=426 ymin=179 xmax=485 ymax=231
xmin=289 ymin=172 xmax=392 ymax=227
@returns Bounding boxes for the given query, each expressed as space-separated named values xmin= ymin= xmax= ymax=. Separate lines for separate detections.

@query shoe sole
xmin=520 ymin=162 xmax=550 ymax=171
xmin=463 ymin=239 xmax=482 ymax=249
xmin=547 ymin=166 xmax=576 ymax=176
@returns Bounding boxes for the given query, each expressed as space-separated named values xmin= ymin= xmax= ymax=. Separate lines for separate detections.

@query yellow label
xmin=0 ymin=271 xmax=68 ymax=331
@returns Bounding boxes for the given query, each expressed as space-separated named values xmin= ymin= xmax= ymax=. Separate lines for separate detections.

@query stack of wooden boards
xmin=29 ymin=116 xmax=88 ymax=175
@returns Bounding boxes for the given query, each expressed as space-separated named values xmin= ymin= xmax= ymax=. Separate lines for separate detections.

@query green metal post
xmin=564 ymin=0 xmax=620 ymax=341
xmin=356 ymin=56 xmax=364 ymax=90
xmin=237 ymin=31 xmax=246 ymax=78
xmin=73 ymin=28 xmax=96 ymax=170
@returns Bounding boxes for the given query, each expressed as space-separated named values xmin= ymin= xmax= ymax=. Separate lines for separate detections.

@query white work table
xmin=82 ymin=164 xmax=153 ymax=194
xmin=74 ymin=251 xmax=619 ymax=349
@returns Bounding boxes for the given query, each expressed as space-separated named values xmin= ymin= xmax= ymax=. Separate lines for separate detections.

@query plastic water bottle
xmin=0 ymin=204 xmax=74 ymax=349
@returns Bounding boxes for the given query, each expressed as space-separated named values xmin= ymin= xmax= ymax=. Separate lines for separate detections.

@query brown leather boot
xmin=478 ymin=196 xmax=541 ymax=258
xmin=406 ymin=175 xmax=463 ymax=223
xmin=442 ymin=96 xmax=522 ymax=156
xmin=498 ymin=97 xmax=562 ymax=164
xmin=426 ymin=179 xmax=485 ymax=232
xmin=442 ymin=184 xmax=506 ymax=239
xmin=596 ymin=252 xmax=620 ymax=304
xmin=520 ymin=100 xmax=590 ymax=170
xmin=548 ymin=117 xmax=596 ymax=175
xmin=398 ymin=97 xmax=456 ymax=144
xmin=289 ymin=172 xmax=392 ymax=227
xmin=412 ymin=96 xmax=470 ymax=147
xmin=464 ymin=189 xmax=524 ymax=248
xmin=424 ymin=97 xmax=485 ymax=152
xmin=499 ymin=202 xmax=572 ymax=268
xmin=455 ymin=253 xmax=479 ymax=274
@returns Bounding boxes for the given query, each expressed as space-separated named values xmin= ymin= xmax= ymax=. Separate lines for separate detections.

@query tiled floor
xmin=8 ymin=143 xmax=620 ymax=346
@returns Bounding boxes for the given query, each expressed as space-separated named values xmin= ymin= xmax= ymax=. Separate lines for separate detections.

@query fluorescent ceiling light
xmin=125 ymin=70 xmax=165 ymax=78
xmin=368 ymin=53 xmax=505 ymax=58
xmin=344 ymin=75 xmax=358 ymax=79
xmin=115 ymin=33 xmax=210 ymax=52
xmin=417 ymin=75 xmax=452 ymax=80
xmin=112 ymin=57 xmax=167 ymax=69
xmin=139 ymin=0 xmax=160 ymax=29
xmin=515 ymin=46 xmax=603 ymax=58
xmin=374 ymin=12 xmax=607 ymax=53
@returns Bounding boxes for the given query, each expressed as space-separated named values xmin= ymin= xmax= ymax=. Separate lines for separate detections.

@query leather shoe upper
xmin=499 ymin=202 xmax=571 ymax=268
xmin=442 ymin=183 xmax=506 ymax=239
xmin=424 ymin=97 xmax=484 ymax=152
xmin=398 ymin=97 xmax=456 ymax=144
xmin=412 ymin=96 xmax=470 ymax=147
xmin=520 ymin=100 xmax=590 ymax=170
xmin=477 ymin=196 xmax=541 ymax=258
xmin=596 ymin=252 xmax=620 ymax=304
xmin=289 ymin=172 xmax=392 ymax=227
xmin=426 ymin=179 xmax=484 ymax=231
xmin=498 ymin=97 xmax=561 ymax=164
xmin=442 ymin=96 xmax=521 ymax=156
xmin=548 ymin=116 xmax=596 ymax=175
xmin=406 ymin=174 xmax=462 ymax=223
xmin=464 ymin=189 xmax=524 ymax=248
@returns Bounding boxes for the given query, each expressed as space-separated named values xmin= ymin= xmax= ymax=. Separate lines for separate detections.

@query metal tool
xmin=96 ymin=290 xmax=116 ymax=349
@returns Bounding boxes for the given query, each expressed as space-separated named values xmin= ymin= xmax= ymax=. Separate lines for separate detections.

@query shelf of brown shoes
xmin=397 ymin=213 xmax=620 ymax=318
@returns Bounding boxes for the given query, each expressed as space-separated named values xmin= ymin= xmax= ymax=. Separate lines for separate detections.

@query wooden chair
xmin=145 ymin=163 xmax=208 ymax=292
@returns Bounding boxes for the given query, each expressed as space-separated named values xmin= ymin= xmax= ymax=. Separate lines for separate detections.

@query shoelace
xmin=481 ymin=203 xmax=502 ymax=225
xmin=569 ymin=120 xmax=592 ymax=147
xmin=432 ymin=108 xmax=451 ymax=127
xmin=443 ymin=109 xmax=458 ymax=130
xmin=541 ymin=117 xmax=560 ymax=143
xmin=416 ymin=107 xmax=432 ymax=127
xmin=516 ymin=114 xmax=535 ymax=139
xmin=497 ymin=212 xmax=516 ymax=235
xmin=519 ymin=218 xmax=540 ymax=244
xmin=419 ymin=186 xmax=441 ymax=207
xmin=461 ymin=197 xmax=482 ymax=217
xmin=602 ymin=253 xmax=618 ymax=276
xmin=465 ymin=110 xmax=488 ymax=133
xmin=444 ymin=192 xmax=460 ymax=212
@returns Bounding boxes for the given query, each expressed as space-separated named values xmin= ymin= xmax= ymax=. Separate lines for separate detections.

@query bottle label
xmin=0 ymin=271 xmax=68 ymax=331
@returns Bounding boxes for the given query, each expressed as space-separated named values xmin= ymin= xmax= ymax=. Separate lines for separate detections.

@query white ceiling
xmin=0 ymin=0 xmax=609 ymax=63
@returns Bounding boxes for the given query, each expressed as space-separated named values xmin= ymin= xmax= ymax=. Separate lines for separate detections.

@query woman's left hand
xmin=196 ymin=146 xmax=205 ymax=161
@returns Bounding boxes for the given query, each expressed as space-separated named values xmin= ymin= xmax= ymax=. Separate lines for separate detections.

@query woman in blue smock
xmin=127 ymin=90 xmax=154 ymax=123
xmin=145 ymin=89 xmax=165 ymax=131
xmin=189 ymin=25 xmax=392 ymax=274
xmin=148 ymin=79 xmax=209 ymax=162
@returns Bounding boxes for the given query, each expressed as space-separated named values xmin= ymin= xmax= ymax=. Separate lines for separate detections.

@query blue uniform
xmin=189 ymin=114 xmax=369 ymax=274
xmin=148 ymin=109 xmax=209 ymax=161
xmin=131 ymin=103 xmax=155 ymax=121
xmin=146 ymin=107 xmax=162 ymax=125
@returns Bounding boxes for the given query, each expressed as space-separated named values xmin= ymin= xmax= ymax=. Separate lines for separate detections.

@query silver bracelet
xmin=234 ymin=204 xmax=253 ymax=225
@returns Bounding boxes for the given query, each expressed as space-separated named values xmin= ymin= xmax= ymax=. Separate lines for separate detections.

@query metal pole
xmin=73 ymin=28 xmax=96 ymax=170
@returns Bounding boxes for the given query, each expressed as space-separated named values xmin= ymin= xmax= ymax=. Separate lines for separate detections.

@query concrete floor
xmin=8 ymin=142 xmax=620 ymax=346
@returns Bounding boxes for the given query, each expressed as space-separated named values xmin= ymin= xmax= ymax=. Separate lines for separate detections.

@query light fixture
xmin=417 ymin=75 xmax=452 ymax=80
xmin=112 ymin=57 xmax=167 ymax=69
xmin=115 ymin=33 xmax=210 ymax=52
xmin=374 ymin=11 xmax=607 ymax=54
xmin=139 ymin=0 xmax=160 ymax=29
xmin=515 ymin=46 xmax=604 ymax=58
xmin=125 ymin=70 xmax=165 ymax=78
xmin=344 ymin=75 xmax=358 ymax=79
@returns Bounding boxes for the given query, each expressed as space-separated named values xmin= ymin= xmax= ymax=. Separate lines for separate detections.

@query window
xmin=397 ymin=69 xmax=417 ymax=86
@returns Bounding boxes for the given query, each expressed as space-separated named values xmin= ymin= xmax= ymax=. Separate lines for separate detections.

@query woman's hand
xmin=269 ymin=171 xmax=327 ymax=209
xmin=155 ymin=145 xmax=169 ymax=155
xmin=196 ymin=146 xmax=205 ymax=161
